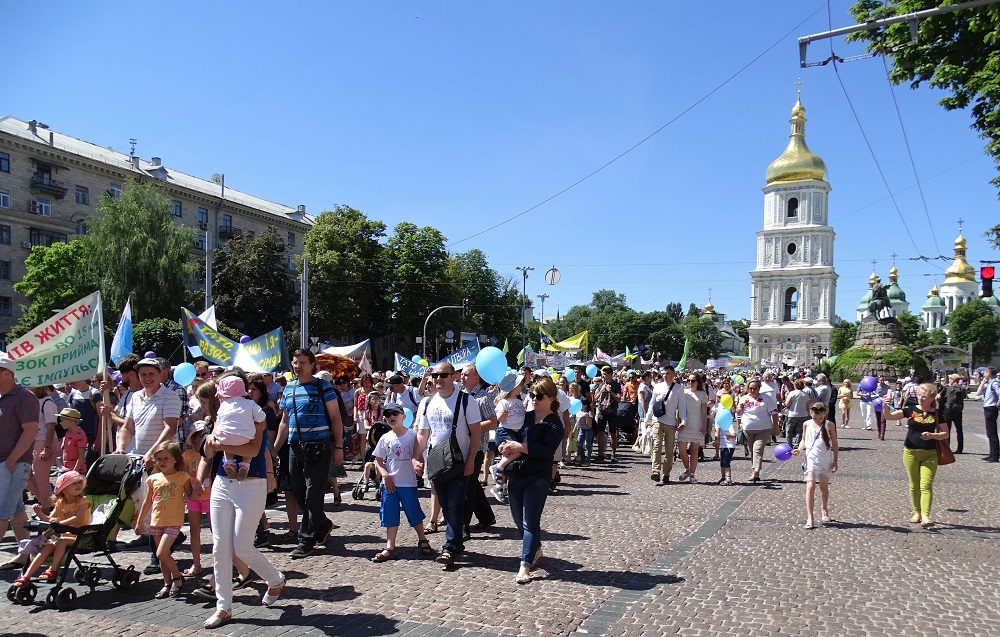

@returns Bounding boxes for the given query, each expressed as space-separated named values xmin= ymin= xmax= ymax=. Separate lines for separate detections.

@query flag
xmin=678 ymin=337 xmax=691 ymax=371
xmin=200 ymin=305 xmax=218 ymax=330
xmin=540 ymin=329 xmax=588 ymax=352
xmin=502 ymin=338 xmax=509 ymax=354
xmin=624 ymin=345 xmax=637 ymax=361
xmin=109 ymin=297 xmax=132 ymax=364
xmin=539 ymin=326 xmax=556 ymax=347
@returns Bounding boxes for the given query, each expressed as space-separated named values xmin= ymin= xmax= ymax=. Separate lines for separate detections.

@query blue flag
xmin=109 ymin=298 xmax=132 ymax=364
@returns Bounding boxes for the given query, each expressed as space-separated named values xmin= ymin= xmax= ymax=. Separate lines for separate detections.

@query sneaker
xmin=436 ymin=550 xmax=454 ymax=567
xmin=490 ymin=484 xmax=506 ymax=503
xmin=253 ymin=531 xmax=271 ymax=548
xmin=233 ymin=573 xmax=258 ymax=589
xmin=549 ymin=480 xmax=557 ymax=494
xmin=223 ymin=463 xmax=238 ymax=479
xmin=725 ymin=477 xmax=734 ymax=486
xmin=490 ymin=464 xmax=503 ymax=483
xmin=865 ymin=426 xmax=872 ymax=431
xmin=650 ymin=473 xmax=661 ymax=482
xmin=687 ymin=475 xmax=697 ymax=483
xmin=192 ymin=584 xmax=214 ymax=599
xmin=316 ymin=519 xmax=335 ymax=544
xmin=717 ymin=477 xmax=727 ymax=485
xmin=678 ymin=472 xmax=690 ymax=482
xmin=662 ymin=475 xmax=670 ymax=484
xmin=290 ymin=543 xmax=316 ymax=559
xmin=143 ymin=560 xmax=161 ymax=576
xmin=609 ymin=454 xmax=616 ymax=463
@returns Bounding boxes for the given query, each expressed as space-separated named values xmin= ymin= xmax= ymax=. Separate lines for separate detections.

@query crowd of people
xmin=1 ymin=347 xmax=998 ymax=628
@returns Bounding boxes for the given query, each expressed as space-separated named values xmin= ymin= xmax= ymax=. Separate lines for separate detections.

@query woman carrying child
xmin=491 ymin=371 xmax=525 ymax=502
xmin=13 ymin=471 xmax=91 ymax=587
xmin=792 ymin=403 xmax=839 ymax=529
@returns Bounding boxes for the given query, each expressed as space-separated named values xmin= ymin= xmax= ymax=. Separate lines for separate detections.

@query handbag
xmin=936 ymin=438 xmax=956 ymax=466
xmin=425 ymin=393 xmax=468 ymax=482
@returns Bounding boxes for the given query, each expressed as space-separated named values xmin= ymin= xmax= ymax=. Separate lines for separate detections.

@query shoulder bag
xmin=425 ymin=393 xmax=468 ymax=482
xmin=935 ymin=409 xmax=955 ymax=466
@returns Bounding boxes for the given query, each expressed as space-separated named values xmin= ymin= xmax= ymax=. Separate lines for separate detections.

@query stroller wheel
xmin=122 ymin=567 xmax=139 ymax=589
xmin=55 ymin=587 xmax=76 ymax=609
xmin=85 ymin=567 xmax=101 ymax=587
xmin=6 ymin=585 xmax=16 ymax=602
xmin=45 ymin=589 xmax=58 ymax=608
xmin=74 ymin=568 xmax=87 ymax=584
xmin=14 ymin=582 xmax=36 ymax=604
xmin=352 ymin=485 xmax=365 ymax=500
xmin=374 ymin=487 xmax=382 ymax=502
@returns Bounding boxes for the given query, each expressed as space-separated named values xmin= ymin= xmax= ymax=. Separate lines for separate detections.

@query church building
xmin=748 ymin=94 xmax=837 ymax=366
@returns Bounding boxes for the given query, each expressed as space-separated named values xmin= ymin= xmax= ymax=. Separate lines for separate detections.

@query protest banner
xmin=394 ymin=353 xmax=427 ymax=377
xmin=182 ymin=308 xmax=287 ymax=372
xmin=6 ymin=291 xmax=105 ymax=387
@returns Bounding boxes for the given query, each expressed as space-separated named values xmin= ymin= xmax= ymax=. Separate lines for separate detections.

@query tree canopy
xmin=946 ymin=299 xmax=1000 ymax=364
xmin=9 ymin=240 xmax=94 ymax=339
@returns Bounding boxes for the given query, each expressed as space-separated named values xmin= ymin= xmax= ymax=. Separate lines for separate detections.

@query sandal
xmin=803 ymin=522 xmax=816 ymax=530
xmin=909 ymin=513 xmax=922 ymax=524
xmin=182 ymin=565 xmax=202 ymax=577
xmin=261 ymin=573 xmax=286 ymax=606
xmin=821 ymin=510 xmax=831 ymax=524
xmin=204 ymin=610 xmax=232 ymax=629
xmin=154 ymin=583 xmax=172 ymax=599
xmin=274 ymin=530 xmax=298 ymax=541
xmin=424 ymin=520 xmax=441 ymax=534
xmin=920 ymin=516 xmax=934 ymax=527
xmin=418 ymin=539 xmax=433 ymax=556
xmin=38 ymin=567 xmax=59 ymax=582
xmin=12 ymin=575 xmax=30 ymax=587
xmin=372 ymin=548 xmax=398 ymax=563
xmin=168 ymin=575 xmax=185 ymax=597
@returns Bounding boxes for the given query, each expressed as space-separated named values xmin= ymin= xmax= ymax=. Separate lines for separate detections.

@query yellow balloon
xmin=551 ymin=373 xmax=559 ymax=382
xmin=720 ymin=394 xmax=734 ymax=410
xmin=419 ymin=359 xmax=429 ymax=366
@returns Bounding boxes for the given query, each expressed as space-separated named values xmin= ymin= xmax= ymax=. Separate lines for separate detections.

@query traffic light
xmin=983 ymin=266 xmax=995 ymax=298
xmin=462 ymin=298 xmax=470 ymax=316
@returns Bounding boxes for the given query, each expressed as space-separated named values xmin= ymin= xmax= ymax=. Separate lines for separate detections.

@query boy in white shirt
xmin=371 ymin=402 xmax=432 ymax=561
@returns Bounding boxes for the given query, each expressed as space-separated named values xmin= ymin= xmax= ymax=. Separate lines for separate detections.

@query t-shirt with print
xmin=416 ymin=390 xmax=483 ymax=461
xmin=61 ymin=427 xmax=88 ymax=473
xmin=279 ymin=379 xmax=337 ymax=443
xmin=497 ymin=398 xmax=526 ymax=432
xmin=373 ymin=428 xmax=418 ymax=488
xmin=147 ymin=470 xmax=191 ymax=527
xmin=126 ymin=385 xmax=182 ymax=456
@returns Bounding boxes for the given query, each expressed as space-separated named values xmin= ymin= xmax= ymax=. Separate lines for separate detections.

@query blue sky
xmin=6 ymin=1 xmax=998 ymax=327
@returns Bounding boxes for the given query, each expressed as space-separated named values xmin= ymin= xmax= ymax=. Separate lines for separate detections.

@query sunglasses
xmin=384 ymin=410 xmax=402 ymax=418
xmin=529 ymin=392 xmax=548 ymax=400
xmin=335 ymin=380 xmax=349 ymax=385
xmin=430 ymin=372 xmax=453 ymax=379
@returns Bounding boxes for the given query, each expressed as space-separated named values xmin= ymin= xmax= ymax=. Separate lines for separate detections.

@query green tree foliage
xmin=895 ymin=311 xmax=923 ymax=345
xmin=133 ymin=318 xmax=241 ymax=364
xmin=727 ymin=320 xmax=749 ymax=351
xmin=381 ymin=223 xmax=453 ymax=355
xmin=84 ymin=179 xmax=196 ymax=322
xmin=682 ymin=315 xmax=724 ymax=363
xmin=591 ymin=290 xmax=628 ymax=314
xmin=303 ymin=206 xmax=388 ymax=342
xmin=831 ymin=347 xmax=876 ymax=382
xmin=212 ymin=227 xmax=296 ymax=337
xmin=947 ymin=299 xmax=1000 ymax=364
xmin=9 ymin=241 xmax=94 ymax=339
xmin=687 ymin=303 xmax=700 ymax=317
xmin=665 ymin=302 xmax=684 ymax=321
xmin=912 ymin=327 xmax=948 ymax=349
xmin=448 ymin=249 xmax=520 ymax=347
xmin=830 ymin=320 xmax=858 ymax=355
xmin=849 ymin=1 xmax=1000 ymax=191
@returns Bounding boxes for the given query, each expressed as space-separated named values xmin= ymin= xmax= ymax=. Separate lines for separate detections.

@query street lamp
xmin=537 ymin=294 xmax=549 ymax=326
xmin=516 ymin=266 xmax=534 ymax=357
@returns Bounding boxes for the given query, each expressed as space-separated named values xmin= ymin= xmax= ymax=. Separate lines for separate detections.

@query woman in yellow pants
xmin=883 ymin=383 xmax=949 ymax=526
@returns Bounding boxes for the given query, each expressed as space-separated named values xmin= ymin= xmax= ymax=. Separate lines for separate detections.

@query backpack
xmin=595 ymin=382 xmax=617 ymax=415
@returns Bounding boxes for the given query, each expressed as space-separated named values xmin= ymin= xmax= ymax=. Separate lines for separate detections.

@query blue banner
xmin=438 ymin=340 xmax=480 ymax=370
xmin=394 ymin=353 xmax=428 ymax=377
xmin=182 ymin=308 xmax=288 ymax=373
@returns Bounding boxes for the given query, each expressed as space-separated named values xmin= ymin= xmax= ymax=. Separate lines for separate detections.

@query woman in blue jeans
xmin=497 ymin=377 xmax=564 ymax=584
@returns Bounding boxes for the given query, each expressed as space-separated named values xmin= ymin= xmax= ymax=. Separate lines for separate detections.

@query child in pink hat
xmin=14 ymin=471 xmax=91 ymax=587
xmin=214 ymin=375 xmax=266 ymax=480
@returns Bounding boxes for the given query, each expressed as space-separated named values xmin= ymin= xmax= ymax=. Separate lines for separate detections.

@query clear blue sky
xmin=6 ymin=1 xmax=998 ymax=327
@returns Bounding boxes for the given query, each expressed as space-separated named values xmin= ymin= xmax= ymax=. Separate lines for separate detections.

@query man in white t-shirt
xmin=413 ymin=362 xmax=482 ymax=568
xmin=385 ymin=374 xmax=424 ymax=413
xmin=760 ymin=371 xmax=780 ymax=398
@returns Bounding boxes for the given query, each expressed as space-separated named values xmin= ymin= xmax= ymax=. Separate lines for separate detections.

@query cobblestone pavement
xmin=2 ymin=401 xmax=998 ymax=636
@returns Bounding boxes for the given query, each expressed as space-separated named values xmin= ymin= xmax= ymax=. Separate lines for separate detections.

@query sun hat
xmin=498 ymin=370 xmax=521 ymax=394
xmin=216 ymin=375 xmax=247 ymax=400
xmin=57 ymin=407 xmax=82 ymax=421
xmin=0 ymin=353 xmax=15 ymax=374
xmin=55 ymin=471 xmax=87 ymax=496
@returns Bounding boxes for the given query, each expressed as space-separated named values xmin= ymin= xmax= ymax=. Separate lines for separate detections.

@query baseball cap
xmin=498 ymin=369 xmax=520 ymax=394
xmin=135 ymin=357 xmax=161 ymax=371
xmin=388 ymin=375 xmax=405 ymax=385
xmin=0 ymin=353 xmax=17 ymax=373
xmin=383 ymin=401 xmax=404 ymax=415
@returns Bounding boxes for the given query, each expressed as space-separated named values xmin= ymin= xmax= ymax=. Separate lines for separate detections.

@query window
xmin=75 ymin=219 xmax=87 ymax=235
xmin=108 ymin=183 xmax=122 ymax=198
xmin=171 ymin=200 xmax=182 ymax=217
xmin=0 ymin=261 xmax=10 ymax=280
xmin=198 ymin=207 xmax=208 ymax=226
xmin=194 ymin=236 xmax=206 ymax=251
xmin=221 ymin=214 xmax=232 ymax=230
xmin=287 ymin=231 xmax=296 ymax=247
xmin=287 ymin=256 xmax=295 ymax=270
xmin=0 ymin=152 xmax=9 ymax=173
xmin=784 ymin=287 xmax=798 ymax=321
xmin=0 ymin=225 xmax=9 ymax=245
xmin=0 ymin=297 xmax=11 ymax=316
xmin=786 ymin=242 xmax=796 ymax=255
xmin=33 ymin=198 xmax=52 ymax=217
xmin=30 ymin=228 xmax=68 ymax=247
xmin=75 ymin=185 xmax=89 ymax=205
xmin=0 ymin=189 xmax=9 ymax=208
xmin=787 ymin=197 xmax=798 ymax=217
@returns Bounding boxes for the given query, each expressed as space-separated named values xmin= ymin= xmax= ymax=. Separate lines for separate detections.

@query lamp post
xmin=537 ymin=294 xmax=549 ymax=326
xmin=516 ymin=266 xmax=534 ymax=357
xmin=207 ymin=173 xmax=225 ymax=311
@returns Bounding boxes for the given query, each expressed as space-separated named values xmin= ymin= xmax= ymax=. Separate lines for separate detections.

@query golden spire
xmin=943 ymin=224 xmax=976 ymax=284
xmin=868 ymin=271 xmax=878 ymax=286
xmin=765 ymin=92 xmax=827 ymax=184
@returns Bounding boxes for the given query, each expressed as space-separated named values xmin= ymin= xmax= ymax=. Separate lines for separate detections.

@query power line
xmin=446 ymin=3 xmax=829 ymax=248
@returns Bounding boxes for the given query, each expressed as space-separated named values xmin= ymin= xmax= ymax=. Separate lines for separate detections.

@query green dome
xmin=921 ymin=294 xmax=945 ymax=311
xmin=857 ymin=289 xmax=873 ymax=312
xmin=983 ymin=295 xmax=1000 ymax=308
xmin=887 ymin=283 xmax=907 ymax=303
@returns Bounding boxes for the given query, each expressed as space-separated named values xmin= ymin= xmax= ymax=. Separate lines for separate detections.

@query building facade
xmin=0 ymin=116 xmax=314 ymax=342
xmin=748 ymin=95 xmax=837 ymax=367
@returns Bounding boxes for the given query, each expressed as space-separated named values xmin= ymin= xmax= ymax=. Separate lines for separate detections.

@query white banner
xmin=6 ymin=291 xmax=105 ymax=387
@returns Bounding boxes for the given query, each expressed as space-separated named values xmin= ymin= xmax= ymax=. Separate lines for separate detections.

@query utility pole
xmin=207 ymin=173 xmax=225 ymax=310
xmin=516 ymin=266 xmax=534 ymax=358
xmin=537 ymin=294 xmax=549 ymax=327
xmin=300 ymin=256 xmax=309 ymax=350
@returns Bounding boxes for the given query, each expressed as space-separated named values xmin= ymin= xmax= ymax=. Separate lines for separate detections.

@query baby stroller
xmin=351 ymin=421 xmax=392 ymax=502
xmin=8 ymin=454 xmax=144 ymax=608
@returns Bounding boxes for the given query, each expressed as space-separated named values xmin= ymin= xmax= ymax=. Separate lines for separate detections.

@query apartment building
xmin=0 ymin=115 xmax=314 ymax=341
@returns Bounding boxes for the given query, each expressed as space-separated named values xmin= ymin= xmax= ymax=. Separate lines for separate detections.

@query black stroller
xmin=7 ymin=454 xmax=144 ymax=608
xmin=351 ymin=421 xmax=392 ymax=501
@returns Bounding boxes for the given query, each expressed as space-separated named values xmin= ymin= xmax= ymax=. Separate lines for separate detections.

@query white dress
xmin=802 ymin=420 xmax=834 ymax=479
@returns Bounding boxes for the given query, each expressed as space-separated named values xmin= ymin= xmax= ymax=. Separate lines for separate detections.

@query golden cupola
xmin=765 ymin=94 xmax=827 ymax=184
xmin=942 ymin=232 xmax=976 ymax=284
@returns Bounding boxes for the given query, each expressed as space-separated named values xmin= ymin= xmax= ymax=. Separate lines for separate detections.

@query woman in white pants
xmin=199 ymin=376 xmax=285 ymax=629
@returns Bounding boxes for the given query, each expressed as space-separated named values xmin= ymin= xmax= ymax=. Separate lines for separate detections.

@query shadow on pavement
xmin=824 ymin=520 xmax=912 ymax=534
xmin=247 ymin=606 xmax=402 ymax=636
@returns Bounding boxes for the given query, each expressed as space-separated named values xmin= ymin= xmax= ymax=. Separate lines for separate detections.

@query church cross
xmin=870 ymin=258 xmax=877 ymax=270
xmin=957 ymin=217 xmax=964 ymax=233
xmin=890 ymin=251 xmax=897 ymax=265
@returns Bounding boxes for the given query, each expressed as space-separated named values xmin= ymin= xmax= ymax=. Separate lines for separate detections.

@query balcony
xmin=218 ymin=227 xmax=242 ymax=241
xmin=30 ymin=174 xmax=68 ymax=199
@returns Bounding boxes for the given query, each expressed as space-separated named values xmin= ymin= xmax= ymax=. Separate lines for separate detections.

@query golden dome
xmin=889 ymin=265 xmax=899 ymax=282
xmin=868 ymin=271 xmax=878 ymax=285
xmin=765 ymin=95 xmax=827 ymax=184
xmin=703 ymin=300 xmax=716 ymax=314
xmin=943 ymin=232 xmax=976 ymax=284
xmin=929 ymin=283 xmax=939 ymax=296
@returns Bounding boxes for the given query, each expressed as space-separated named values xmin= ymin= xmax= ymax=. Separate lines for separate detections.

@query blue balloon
xmin=402 ymin=407 xmax=414 ymax=429
xmin=586 ymin=364 xmax=599 ymax=379
xmin=475 ymin=346 xmax=507 ymax=385
xmin=715 ymin=409 xmax=734 ymax=427
xmin=239 ymin=335 xmax=252 ymax=345
xmin=173 ymin=362 xmax=197 ymax=386
xmin=411 ymin=354 xmax=422 ymax=363
xmin=565 ymin=369 xmax=576 ymax=382
xmin=144 ymin=351 xmax=157 ymax=359
xmin=569 ymin=398 xmax=582 ymax=415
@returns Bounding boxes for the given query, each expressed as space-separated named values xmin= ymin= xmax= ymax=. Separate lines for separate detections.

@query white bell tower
xmin=748 ymin=93 xmax=837 ymax=367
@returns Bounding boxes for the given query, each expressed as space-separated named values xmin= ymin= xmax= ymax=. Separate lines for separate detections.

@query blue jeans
xmin=288 ymin=442 xmax=331 ymax=545
xmin=433 ymin=474 xmax=469 ymax=554
xmin=577 ymin=428 xmax=594 ymax=461
xmin=507 ymin=475 xmax=549 ymax=566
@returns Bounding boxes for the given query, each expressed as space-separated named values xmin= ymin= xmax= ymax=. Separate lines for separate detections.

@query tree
xmin=212 ymin=227 xmax=296 ymax=337
xmin=84 ymin=179 xmax=197 ymax=322
xmin=9 ymin=241 xmax=95 ymax=339
xmin=913 ymin=327 xmax=948 ymax=350
xmin=304 ymin=205 xmax=389 ymax=342
xmin=682 ymin=314 xmax=724 ymax=363
xmin=591 ymin=290 xmax=628 ymax=314
xmin=896 ymin=311 xmax=923 ymax=346
xmin=665 ymin=302 xmax=684 ymax=321
xmin=687 ymin=303 xmax=701 ymax=317
xmin=848 ymin=1 xmax=1000 ymax=191
xmin=947 ymin=299 xmax=1000 ymax=364
xmin=448 ymin=249 xmax=520 ymax=347
xmin=830 ymin=320 xmax=857 ymax=355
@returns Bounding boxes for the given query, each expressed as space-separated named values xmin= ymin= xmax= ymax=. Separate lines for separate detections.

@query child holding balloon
xmin=713 ymin=403 xmax=738 ymax=486
xmin=792 ymin=402 xmax=839 ymax=529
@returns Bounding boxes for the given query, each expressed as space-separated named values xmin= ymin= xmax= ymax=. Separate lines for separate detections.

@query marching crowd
xmin=1 ymin=347 xmax=999 ymax=628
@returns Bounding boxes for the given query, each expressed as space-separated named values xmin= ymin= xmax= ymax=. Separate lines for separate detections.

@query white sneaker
xmin=678 ymin=472 xmax=690 ymax=483
xmin=490 ymin=484 xmax=507 ymax=503
xmin=490 ymin=464 xmax=503 ymax=483
xmin=687 ymin=475 xmax=697 ymax=483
